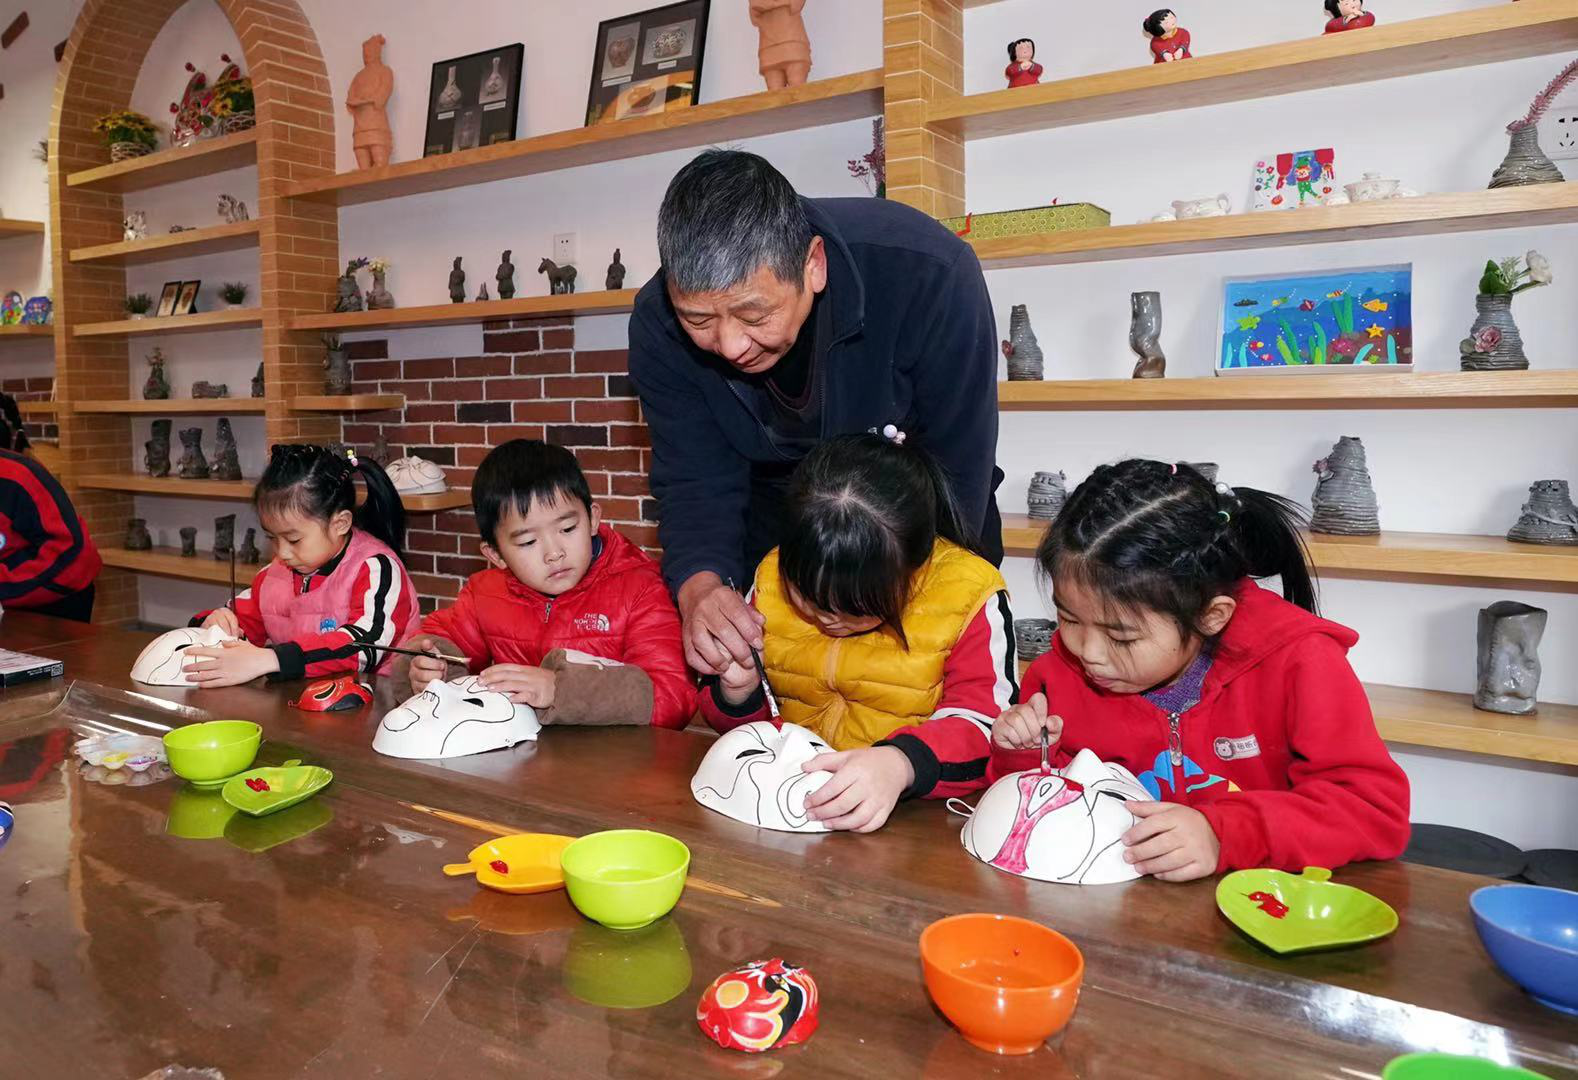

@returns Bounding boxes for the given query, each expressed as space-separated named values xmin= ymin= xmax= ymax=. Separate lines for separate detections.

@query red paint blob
xmin=245 ymin=777 xmax=270 ymax=792
xmin=489 ymin=859 xmax=509 ymax=875
xmin=1246 ymin=891 xmax=1289 ymax=919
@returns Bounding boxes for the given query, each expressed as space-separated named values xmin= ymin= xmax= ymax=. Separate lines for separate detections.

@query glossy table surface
xmin=0 ymin=616 xmax=1572 ymax=1078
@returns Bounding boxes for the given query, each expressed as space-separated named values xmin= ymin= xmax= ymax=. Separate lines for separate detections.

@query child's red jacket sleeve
xmin=1195 ymin=637 xmax=1411 ymax=873
xmin=417 ymin=578 xmax=493 ymax=671
xmin=620 ymin=576 xmax=696 ymax=729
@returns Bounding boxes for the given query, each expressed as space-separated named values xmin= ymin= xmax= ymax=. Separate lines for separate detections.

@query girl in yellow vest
xmin=699 ymin=430 xmax=1018 ymax=832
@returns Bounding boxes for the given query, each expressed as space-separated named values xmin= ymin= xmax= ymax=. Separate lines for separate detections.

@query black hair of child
xmin=1143 ymin=9 xmax=1176 ymax=37
xmin=471 ymin=439 xmax=592 ymax=545
xmin=1006 ymin=36 xmax=1035 ymax=62
xmin=778 ymin=432 xmax=977 ymax=649
xmin=255 ymin=443 xmax=406 ymax=560
xmin=1038 ymin=459 xmax=1317 ymax=638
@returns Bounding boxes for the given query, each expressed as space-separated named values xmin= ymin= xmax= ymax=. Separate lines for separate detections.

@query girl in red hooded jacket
xmin=992 ymin=459 xmax=1409 ymax=882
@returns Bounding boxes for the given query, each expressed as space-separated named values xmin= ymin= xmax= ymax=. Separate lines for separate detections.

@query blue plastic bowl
xmin=1470 ymin=884 xmax=1578 ymax=1016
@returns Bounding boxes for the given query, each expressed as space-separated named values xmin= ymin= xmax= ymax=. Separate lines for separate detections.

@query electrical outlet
xmin=1545 ymin=108 xmax=1578 ymax=160
xmin=554 ymin=232 xmax=578 ymax=267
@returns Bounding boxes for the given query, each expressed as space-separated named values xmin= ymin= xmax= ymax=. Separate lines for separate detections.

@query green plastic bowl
xmin=1383 ymin=1053 xmax=1550 ymax=1079
xmin=162 ymin=720 xmax=261 ymax=782
xmin=165 ymin=785 xmax=240 ymax=840
xmin=560 ymin=829 xmax=690 ymax=931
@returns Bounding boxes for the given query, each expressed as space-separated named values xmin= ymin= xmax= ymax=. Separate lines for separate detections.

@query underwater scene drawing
xmin=1219 ymin=264 xmax=1412 ymax=372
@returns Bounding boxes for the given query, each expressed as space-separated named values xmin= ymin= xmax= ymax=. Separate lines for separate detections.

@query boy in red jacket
xmin=992 ymin=460 xmax=1409 ymax=881
xmin=399 ymin=440 xmax=694 ymax=728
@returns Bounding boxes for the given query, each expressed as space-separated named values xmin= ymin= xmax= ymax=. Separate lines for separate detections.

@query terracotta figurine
xmin=143 ymin=348 xmax=170 ymax=400
xmin=496 ymin=250 xmax=515 ymax=300
xmin=346 ymin=34 xmax=393 ymax=169
xmin=1143 ymin=10 xmax=1191 ymax=63
xmin=749 ymin=0 xmax=812 ymax=91
xmin=1323 ymin=0 xmax=1375 ymax=33
xmin=448 ymin=257 xmax=466 ymax=303
xmin=606 ymin=249 xmax=626 ymax=291
xmin=1005 ymin=38 xmax=1042 ymax=88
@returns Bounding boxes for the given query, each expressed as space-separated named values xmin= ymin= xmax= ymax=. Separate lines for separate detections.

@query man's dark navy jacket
xmin=629 ymin=195 xmax=1001 ymax=594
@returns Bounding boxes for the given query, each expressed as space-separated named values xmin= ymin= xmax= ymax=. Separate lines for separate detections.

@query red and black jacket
xmin=0 ymin=449 xmax=101 ymax=608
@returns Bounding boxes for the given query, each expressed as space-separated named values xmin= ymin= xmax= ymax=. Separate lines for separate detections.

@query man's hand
xmin=1122 ymin=802 xmax=1221 ymax=882
xmin=406 ymin=636 xmax=454 ymax=693
xmin=991 ymin=692 xmax=1064 ymax=751
xmin=801 ymin=746 xmax=914 ymax=833
xmin=478 ymin=664 xmax=557 ymax=710
xmin=201 ymin=608 xmax=241 ymax=638
xmin=182 ymin=640 xmax=280 ymax=687
xmin=717 ymin=659 xmax=761 ymax=705
xmin=678 ymin=572 xmax=765 ymax=676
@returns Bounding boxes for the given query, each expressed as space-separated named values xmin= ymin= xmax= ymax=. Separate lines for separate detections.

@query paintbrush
xmin=725 ymin=576 xmax=780 ymax=720
xmin=363 ymin=642 xmax=471 ymax=666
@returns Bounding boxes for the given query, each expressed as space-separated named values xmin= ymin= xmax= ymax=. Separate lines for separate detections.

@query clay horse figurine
xmin=496 ymin=250 xmax=516 ymax=300
xmin=539 ymin=258 xmax=578 ymax=295
xmin=177 ymin=428 xmax=210 ymax=480
xmin=448 ymin=257 xmax=466 ymax=303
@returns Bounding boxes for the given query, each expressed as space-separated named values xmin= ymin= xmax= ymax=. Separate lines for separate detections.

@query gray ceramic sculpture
xmin=1027 ymin=470 xmax=1067 ymax=522
xmin=606 ymin=249 xmax=626 ymax=291
xmin=179 ymin=526 xmax=198 ymax=557
xmin=192 ymin=381 xmax=229 ymax=399
xmin=324 ymin=338 xmax=352 ymax=396
xmin=539 ymin=258 xmax=577 ymax=295
xmin=211 ymin=418 xmax=242 ymax=481
xmin=144 ymin=349 xmax=170 ymax=400
xmin=496 ymin=250 xmax=515 ymax=300
xmin=239 ymin=527 xmax=261 ymax=565
xmin=477 ymin=282 xmax=490 ymax=302
xmin=1309 ymin=436 xmax=1380 ymax=535
xmin=145 ymin=419 xmax=172 ymax=478
xmin=251 ymin=362 xmax=264 ymax=398
xmin=1490 ymin=125 xmax=1565 ymax=189
xmin=1460 ymin=293 xmax=1529 ymax=371
xmin=1129 ymin=291 xmax=1166 ymax=379
xmin=368 ymin=431 xmax=390 ymax=467
xmin=1001 ymin=304 xmax=1044 ymax=381
xmin=448 ymin=256 xmax=466 ymax=303
xmin=213 ymin=514 xmax=236 ymax=562
xmin=1014 ymin=618 xmax=1056 ymax=663
xmin=1474 ymin=601 xmax=1547 ymax=715
xmin=334 ymin=266 xmax=364 ymax=313
xmin=1506 ymin=479 xmax=1578 ymax=545
xmin=365 ymin=266 xmax=395 ymax=310
xmin=177 ymin=427 xmax=210 ymax=480
xmin=124 ymin=518 xmax=152 ymax=551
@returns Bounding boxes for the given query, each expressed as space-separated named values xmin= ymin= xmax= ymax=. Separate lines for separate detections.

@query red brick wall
xmin=3 ymin=376 xmax=57 ymax=443
xmin=344 ymin=317 xmax=658 ymax=613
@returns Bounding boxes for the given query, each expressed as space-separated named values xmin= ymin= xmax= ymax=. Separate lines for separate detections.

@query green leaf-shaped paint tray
xmin=1217 ymin=866 xmax=1398 ymax=955
xmin=221 ymin=760 xmax=333 ymax=817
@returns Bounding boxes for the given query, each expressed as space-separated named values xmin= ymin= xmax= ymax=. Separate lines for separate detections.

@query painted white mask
xmin=130 ymin=626 xmax=237 ymax=685
xmin=691 ymin=721 xmax=835 ymax=833
xmin=386 ymin=456 xmax=448 ymax=495
xmin=958 ymin=749 xmax=1150 ymax=885
xmin=374 ymin=675 xmax=540 ymax=759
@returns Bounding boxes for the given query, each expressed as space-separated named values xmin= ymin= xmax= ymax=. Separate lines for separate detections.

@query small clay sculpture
xmin=749 ymin=0 xmax=811 ymax=90
xmin=538 ymin=257 xmax=577 ymax=295
xmin=323 ymin=335 xmax=351 ymax=395
xmin=179 ymin=526 xmax=198 ymax=557
xmin=217 ymin=194 xmax=249 ymax=223
xmin=1027 ymin=471 xmax=1066 ymax=522
xmin=191 ymin=381 xmax=229 ymax=399
xmin=239 ymin=527 xmax=261 ymax=565
xmin=1506 ymin=479 xmax=1578 ymax=545
xmin=1323 ymin=0 xmax=1375 ymax=33
xmin=144 ymin=348 xmax=170 ymax=400
xmin=145 ymin=419 xmax=173 ymax=478
xmin=123 ymin=211 xmax=147 ymax=242
xmin=177 ymin=427 xmax=210 ymax=479
xmin=1129 ymin=291 xmax=1166 ymax=379
xmin=1001 ymin=304 xmax=1044 ymax=381
xmin=335 ymin=259 xmax=366 ymax=313
xmin=124 ymin=518 xmax=152 ymax=552
xmin=606 ymin=249 xmax=626 ymax=291
xmin=347 ymin=34 xmax=393 ymax=169
xmin=496 ymin=250 xmax=515 ymax=300
xmin=368 ymin=430 xmax=391 ymax=467
xmin=1474 ymin=601 xmax=1547 ymax=715
xmin=449 ymin=257 xmax=466 ymax=303
xmin=1005 ymin=38 xmax=1042 ymax=88
xmin=1143 ymin=10 xmax=1191 ymax=63
xmin=211 ymin=418 xmax=242 ymax=481
xmin=1013 ymin=618 xmax=1056 ymax=662
xmin=365 ymin=261 xmax=395 ymax=309
xmin=477 ymin=282 xmax=490 ymax=302
xmin=213 ymin=514 xmax=236 ymax=562
xmin=1309 ymin=436 xmax=1380 ymax=535
xmin=251 ymin=362 xmax=264 ymax=398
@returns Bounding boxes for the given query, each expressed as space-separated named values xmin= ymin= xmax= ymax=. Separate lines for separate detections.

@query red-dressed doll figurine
xmin=1143 ymin=9 xmax=1191 ymax=63
xmin=1324 ymin=0 xmax=1375 ymax=33
xmin=1005 ymin=38 xmax=1042 ymax=89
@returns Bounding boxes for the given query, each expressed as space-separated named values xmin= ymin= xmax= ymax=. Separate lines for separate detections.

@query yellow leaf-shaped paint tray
xmin=443 ymin=832 xmax=575 ymax=894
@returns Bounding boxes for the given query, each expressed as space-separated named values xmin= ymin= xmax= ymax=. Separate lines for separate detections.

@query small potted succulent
xmin=219 ymin=281 xmax=249 ymax=308
xmin=1461 ymin=251 xmax=1552 ymax=371
xmin=124 ymin=292 xmax=155 ymax=320
xmin=94 ymin=111 xmax=160 ymax=163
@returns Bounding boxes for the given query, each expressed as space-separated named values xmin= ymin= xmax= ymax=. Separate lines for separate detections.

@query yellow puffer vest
xmin=753 ymin=540 xmax=1006 ymax=751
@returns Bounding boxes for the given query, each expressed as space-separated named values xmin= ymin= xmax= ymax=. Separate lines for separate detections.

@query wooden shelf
xmin=73 ymin=308 xmax=262 ymax=338
xmin=934 ymin=1 xmax=1578 ymax=139
xmin=290 ymin=289 xmax=639 ymax=332
xmin=291 ymin=394 xmax=404 ymax=412
xmin=0 ymin=218 xmax=45 ymax=238
xmin=69 ymin=220 xmax=260 ymax=266
xmin=76 ymin=473 xmax=254 ymax=500
xmin=0 ymin=324 xmax=53 ymax=338
xmin=100 ymin=545 xmax=250 ymax=585
xmin=1002 ymin=514 xmax=1578 ymax=589
xmin=283 ymin=70 xmax=883 ymax=206
xmin=65 ymin=130 xmax=259 ymax=194
xmin=17 ymin=401 xmax=56 ymax=416
xmin=74 ymin=399 xmax=267 ymax=414
xmin=971 ymin=184 xmax=1578 ymax=268
xmin=402 ymin=489 xmax=471 ymax=513
xmin=998 ymin=372 xmax=1578 ymax=411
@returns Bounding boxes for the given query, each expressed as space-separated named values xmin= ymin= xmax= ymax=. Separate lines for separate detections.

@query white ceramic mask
xmin=130 ymin=626 xmax=237 ymax=685
xmin=691 ymin=721 xmax=834 ymax=833
xmin=373 ymin=675 xmax=540 ymax=759
xmin=386 ymin=456 xmax=448 ymax=495
xmin=958 ymin=749 xmax=1151 ymax=885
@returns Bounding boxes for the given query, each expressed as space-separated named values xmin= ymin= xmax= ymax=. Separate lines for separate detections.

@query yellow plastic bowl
xmin=560 ymin=829 xmax=690 ymax=931
xmin=162 ymin=720 xmax=261 ymax=782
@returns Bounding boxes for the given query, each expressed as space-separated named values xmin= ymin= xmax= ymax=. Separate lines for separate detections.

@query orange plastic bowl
xmin=920 ymin=913 xmax=1084 ymax=1055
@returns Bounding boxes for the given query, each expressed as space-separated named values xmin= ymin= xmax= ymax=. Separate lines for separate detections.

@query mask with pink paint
xmin=955 ymin=749 xmax=1150 ymax=885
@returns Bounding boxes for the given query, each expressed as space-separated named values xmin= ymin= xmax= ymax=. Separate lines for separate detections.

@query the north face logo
xmin=574 ymin=613 xmax=611 ymax=633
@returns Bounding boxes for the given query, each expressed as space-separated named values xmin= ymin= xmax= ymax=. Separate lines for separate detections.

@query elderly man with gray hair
xmin=628 ymin=149 xmax=1002 ymax=678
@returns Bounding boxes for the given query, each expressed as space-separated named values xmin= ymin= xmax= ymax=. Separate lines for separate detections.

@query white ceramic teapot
xmin=1172 ymin=193 xmax=1232 ymax=219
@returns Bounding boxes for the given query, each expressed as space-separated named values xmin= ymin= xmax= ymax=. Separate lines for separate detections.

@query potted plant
xmin=212 ymin=76 xmax=256 ymax=135
xmin=124 ymin=293 xmax=154 ymax=320
xmin=1460 ymin=251 xmax=1553 ymax=371
xmin=219 ymin=281 xmax=249 ymax=308
xmin=94 ymin=111 xmax=160 ymax=163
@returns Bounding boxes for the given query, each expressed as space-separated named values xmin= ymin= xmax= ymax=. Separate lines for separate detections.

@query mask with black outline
xmin=691 ymin=721 xmax=834 ymax=833
xmin=373 ymin=675 xmax=541 ymax=759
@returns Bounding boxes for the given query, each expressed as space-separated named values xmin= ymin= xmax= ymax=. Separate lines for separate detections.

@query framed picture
xmin=1217 ymin=264 xmax=1412 ymax=375
xmin=1249 ymin=148 xmax=1337 ymax=212
xmin=173 ymin=280 xmax=202 ymax=317
xmin=423 ymin=43 xmax=524 ymax=158
xmin=586 ymin=2 xmax=710 ymax=127
xmin=156 ymin=281 xmax=182 ymax=318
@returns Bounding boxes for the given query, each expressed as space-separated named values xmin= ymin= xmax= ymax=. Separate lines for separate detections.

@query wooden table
xmin=0 ymin=620 xmax=1572 ymax=1078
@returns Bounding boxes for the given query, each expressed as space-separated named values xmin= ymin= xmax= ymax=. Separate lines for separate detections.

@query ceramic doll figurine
xmin=346 ymin=34 xmax=393 ymax=169
xmin=749 ymin=0 xmax=812 ymax=91
xmin=448 ymin=257 xmax=466 ymax=303
xmin=1324 ymin=0 xmax=1375 ymax=33
xmin=496 ymin=250 xmax=516 ymax=300
xmin=1143 ymin=10 xmax=1191 ymax=63
xmin=1005 ymin=38 xmax=1042 ymax=89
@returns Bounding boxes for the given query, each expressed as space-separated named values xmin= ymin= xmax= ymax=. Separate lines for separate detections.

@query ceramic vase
xmin=1309 ymin=436 xmax=1380 ymax=536
xmin=1129 ymin=291 xmax=1166 ymax=379
xmin=211 ymin=418 xmax=242 ymax=481
xmin=145 ymin=419 xmax=173 ymax=478
xmin=324 ymin=349 xmax=353 ymax=396
xmin=1013 ymin=618 xmax=1056 ymax=662
xmin=179 ymin=527 xmax=198 ymax=557
xmin=1460 ymin=294 xmax=1529 ymax=371
xmin=251 ymin=363 xmax=265 ymax=398
xmin=177 ymin=428 xmax=210 ymax=480
xmin=239 ymin=528 xmax=261 ymax=565
xmin=1474 ymin=601 xmax=1547 ymax=715
xmin=1026 ymin=471 xmax=1067 ymax=522
xmin=1489 ymin=125 xmax=1565 ymax=189
xmin=334 ymin=273 xmax=364 ymax=313
xmin=1002 ymin=304 xmax=1044 ymax=381
xmin=365 ymin=269 xmax=395 ymax=310
xmin=1506 ymin=479 xmax=1578 ymax=545
xmin=124 ymin=518 xmax=153 ymax=551
xmin=213 ymin=514 xmax=236 ymax=562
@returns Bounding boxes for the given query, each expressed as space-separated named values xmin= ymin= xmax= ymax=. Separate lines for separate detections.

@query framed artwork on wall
xmin=156 ymin=281 xmax=182 ymax=318
xmin=423 ymin=43 xmax=524 ymax=158
xmin=585 ymin=1 xmax=710 ymax=127
xmin=1249 ymin=148 xmax=1337 ymax=212
xmin=172 ymin=280 xmax=202 ymax=317
xmin=1217 ymin=264 xmax=1413 ymax=375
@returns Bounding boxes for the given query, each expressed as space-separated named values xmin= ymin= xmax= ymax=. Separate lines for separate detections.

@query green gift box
xmin=941 ymin=203 xmax=1111 ymax=240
